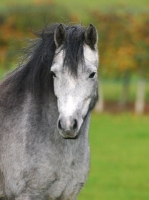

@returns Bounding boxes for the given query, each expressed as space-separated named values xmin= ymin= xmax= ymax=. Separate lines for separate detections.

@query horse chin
xmin=59 ymin=131 xmax=79 ymax=139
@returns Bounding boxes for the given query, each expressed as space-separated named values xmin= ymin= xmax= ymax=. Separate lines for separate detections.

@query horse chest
xmin=47 ymin=162 xmax=86 ymax=199
xmin=27 ymin=143 xmax=89 ymax=199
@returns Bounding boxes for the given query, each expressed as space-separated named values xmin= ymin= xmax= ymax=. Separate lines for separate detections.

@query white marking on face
xmin=68 ymin=78 xmax=76 ymax=90
xmin=63 ymin=95 xmax=75 ymax=117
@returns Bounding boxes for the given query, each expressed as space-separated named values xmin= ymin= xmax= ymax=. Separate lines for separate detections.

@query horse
xmin=0 ymin=23 xmax=99 ymax=200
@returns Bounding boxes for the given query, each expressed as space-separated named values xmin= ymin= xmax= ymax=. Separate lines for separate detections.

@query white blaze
xmin=62 ymin=95 xmax=76 ymax=117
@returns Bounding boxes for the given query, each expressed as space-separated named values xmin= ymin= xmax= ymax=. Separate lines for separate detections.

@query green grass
xmin=79 ymin=113 xmax=149 ymax=200
xmin=102 ymin=80 xmax=149 ymax=102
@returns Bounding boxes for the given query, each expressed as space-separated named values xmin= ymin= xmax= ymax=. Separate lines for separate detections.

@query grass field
xmin=78 ymin=113 xmax=149 ymax=200
xmin=102 ymin=80 xmax=149 ymax=102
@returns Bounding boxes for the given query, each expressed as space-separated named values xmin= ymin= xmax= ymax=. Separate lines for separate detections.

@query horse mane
xmin=1 ymin=23 xmax=86 ymax=98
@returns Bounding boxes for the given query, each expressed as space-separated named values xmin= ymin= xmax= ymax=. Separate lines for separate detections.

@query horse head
xmin=51 ymin=24 xmax=99 ymax=138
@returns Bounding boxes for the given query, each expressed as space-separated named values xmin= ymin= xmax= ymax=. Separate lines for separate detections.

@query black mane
xmin=1 ymin=24 xmax=86 ymax=98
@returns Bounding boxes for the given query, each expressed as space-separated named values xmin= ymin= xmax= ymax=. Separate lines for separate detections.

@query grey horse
xmin=0 ymin=23 xmax=99 ymax=200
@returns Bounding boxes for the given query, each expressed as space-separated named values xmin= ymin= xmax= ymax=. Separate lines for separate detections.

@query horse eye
xmin=89 ymin=72 xmax=96 ymax=78
xmin=51 ymin=72 xmax=56 ymax=78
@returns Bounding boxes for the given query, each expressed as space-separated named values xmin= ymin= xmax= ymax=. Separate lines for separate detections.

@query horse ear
xmin=85 ymin=24 xmax=98 ymax=49
xmin=54 ymin=24 xmax=66 ymax=48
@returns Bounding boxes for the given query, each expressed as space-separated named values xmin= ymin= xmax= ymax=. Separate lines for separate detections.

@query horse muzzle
xmin=57 ymin=115 xmax=82 ymax=139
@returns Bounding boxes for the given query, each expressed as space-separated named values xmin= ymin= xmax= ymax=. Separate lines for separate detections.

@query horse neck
xmin=26 ymin=92 xmax=59 ymax=127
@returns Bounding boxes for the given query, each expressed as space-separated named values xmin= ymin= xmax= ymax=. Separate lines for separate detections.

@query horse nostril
xmin=73 ymin=119 xmax=77 ymax=130
xmin=58 ymin=119 xmax=62 ymax=131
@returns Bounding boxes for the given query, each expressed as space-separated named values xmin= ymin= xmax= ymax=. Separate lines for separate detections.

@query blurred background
xmin=0 ymin=0 xmax=149 ymax=199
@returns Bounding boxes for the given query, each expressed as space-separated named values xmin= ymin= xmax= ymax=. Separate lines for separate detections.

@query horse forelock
xmin=63 ymin=25 xmax=86 ymax=76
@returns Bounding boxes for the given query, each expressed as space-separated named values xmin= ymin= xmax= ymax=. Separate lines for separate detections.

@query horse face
xmin=51 ymin=24 xmax=98 ymax=139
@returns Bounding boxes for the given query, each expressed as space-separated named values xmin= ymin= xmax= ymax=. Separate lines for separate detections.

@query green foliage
xmin=79 ymin=113 xmax=149 ymax=199
xmin=91 ymin=8 xmax=149 ymax=79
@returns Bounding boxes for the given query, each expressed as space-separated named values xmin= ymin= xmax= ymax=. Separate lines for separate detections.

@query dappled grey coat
xmin=0 ymin=23 xmax=98 ymax=200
